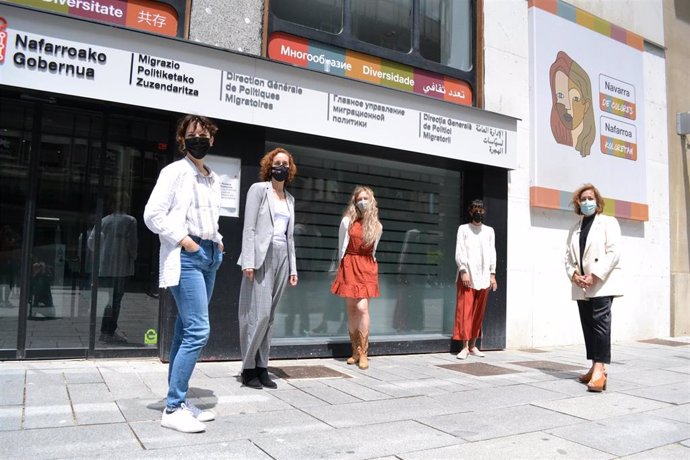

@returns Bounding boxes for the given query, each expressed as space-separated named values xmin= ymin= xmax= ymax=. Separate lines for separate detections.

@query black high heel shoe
xmin=256 ymin=367 xmax=277 ymax=389
xmin=241 ymin=368 xmax=263 ymax=389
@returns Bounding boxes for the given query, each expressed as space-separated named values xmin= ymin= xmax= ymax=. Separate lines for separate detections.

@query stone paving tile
xmin=548 ymin=413 xmax=690 ymax=457
xmin=68 ymin=382 xmax=115 ymax=403
xmin=127 ymin=438 xmax=273 ymax=459
xmin=320 ymin=377 xmax=392 ymax=401
xmin=417 ymin=404 xmax=584 ymax=441
xmin=647 ymin=403 xmax=690 ymax=424
xmin=297 ymin=381 xmax=362 ymax=405
xmin=429 ymin=384 xmax=567 ymax=412
xmin=682 ymin=439 xmax=690 ymax=448
xmin=387 ymin=377 xmax=459 ymax=396
xmin=63 ymin=368 xmax=104 ymax=384
xmin=253 ymin=419 xmax=460 ymax=460
xmin=25 ymin=369 xmax=65 ymax=386
xmin=100 ymin=369 xmax=158 ymax=400
xmin=348 ymin=366 xmax=403 ymax=382
xmin=130 ymin=408 xmax=332 ymax=450
xmin=24 ymin=384 xmax=69 ymax=406
xmin=0 ymin=423 xmax=141 ymax=459
xmin=23 ymin=404 xmax=74 ymax=429
xmin=271 ymin=388 xmax=332 ymax=409
xmin=0 ymin=406 xmax=22 ymax=431
xmin=398 ymin=431 xmax=612 ymax=459
xmin=200 ymin=391 xmax=293 ymax=416
xmin=195 ymin=361 xmax=242 ymax=379
xmin=622 ymin=443 xmax=690 ymax=459
xmin=528 ymin=375 xmax=644 ymax=396
xmin=621 ymin=381 xmax=690 ymax=405
xmin=534 ymin=392 xmax=671 ymax=421
xmin=73 ymin=402 xmax=125 ymax=425
xmin=666 ymin=365 xmax=690 ymax=375
xmin=302 ymin=395 xmax=457 ymax=428
xmin=0 ymin=376 xmax=24 ymax=406
xmin=616 ymin=368 xmax=690 ymax=387
xmin=116 ymin=397 xmax=166 ymax=422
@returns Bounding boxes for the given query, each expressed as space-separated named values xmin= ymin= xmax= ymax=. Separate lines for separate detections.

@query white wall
xmin=483 ymin=0 xmax=669 ymax=348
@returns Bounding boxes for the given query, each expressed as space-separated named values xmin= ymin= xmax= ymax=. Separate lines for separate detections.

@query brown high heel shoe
xmin=578 ymin=370 xmax=593 ymax=384
xmin=586 ymin=374 xmax=607 ymax=392
xmin=578 ymin=369 xmax=607 ymax=384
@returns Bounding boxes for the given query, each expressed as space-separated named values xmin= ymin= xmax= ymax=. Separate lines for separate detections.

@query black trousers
xmin=100 ymin=276 xmax=127 ymax=334
xmin=577 ymin=296 xmax=613 ymax=364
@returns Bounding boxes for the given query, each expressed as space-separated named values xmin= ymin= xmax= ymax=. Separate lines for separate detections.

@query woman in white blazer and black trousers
xmin=238 ymin=148 xmax=298 ymax=389
xmin=565 ymin=183 xmax=623 ymax=392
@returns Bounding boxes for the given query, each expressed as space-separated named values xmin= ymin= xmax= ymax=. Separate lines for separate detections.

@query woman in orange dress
xmin=331 ymin=186 xmax=382 ymax=370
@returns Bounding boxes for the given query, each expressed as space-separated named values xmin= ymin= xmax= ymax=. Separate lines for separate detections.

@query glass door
xmin=0 ymin=97 xmax=32 ymax=358
xmin=24 ymin=107 xmax=102 ymax=354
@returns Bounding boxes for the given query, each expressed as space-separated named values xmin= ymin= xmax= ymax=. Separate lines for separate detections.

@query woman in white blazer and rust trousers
xmin=238 ymin=148 xmax=298 ymax=390
xmin=565 ymin=183 xmax=623 ymax=393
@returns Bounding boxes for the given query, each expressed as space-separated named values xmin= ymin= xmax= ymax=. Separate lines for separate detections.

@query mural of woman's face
xmin=568 ymin=82 xmax=589 ymax=129
xmin=554 ymin=70 xmax=590 ymax=130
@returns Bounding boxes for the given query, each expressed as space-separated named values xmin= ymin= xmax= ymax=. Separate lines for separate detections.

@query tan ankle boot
xmin=357 ymin=330 xmax=369 ymax=370
xmin=346 ymin=331 xmax=359 ymax=365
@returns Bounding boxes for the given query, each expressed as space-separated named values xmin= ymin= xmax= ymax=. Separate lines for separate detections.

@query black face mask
xmin=472 ymin=212 xmax=484 ymax=223
xmin=185 ymin=137 xmax=211 ymax=159
xmin=271 ymin=165 xmax=289 ymax=182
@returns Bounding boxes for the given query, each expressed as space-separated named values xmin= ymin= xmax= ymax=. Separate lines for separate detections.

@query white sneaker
xmin=161 ymin=404 xmax=206 ymax=433
xmin=185 ymin=400 xmax=215 ymax=422
xmin=469 ymin=347 xmax=485 ymax=357
xmin=457 ymin=348 xmax=470 ymax=360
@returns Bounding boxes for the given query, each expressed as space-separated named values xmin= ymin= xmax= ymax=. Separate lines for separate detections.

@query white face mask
xmin=356 ymin=199 xmax=369 ymax=211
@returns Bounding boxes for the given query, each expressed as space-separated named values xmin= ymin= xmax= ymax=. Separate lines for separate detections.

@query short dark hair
xmin=175 ymin=115 xmax=218 ymax=155
xmin=468 ymin=199 xmax=484 ymax=214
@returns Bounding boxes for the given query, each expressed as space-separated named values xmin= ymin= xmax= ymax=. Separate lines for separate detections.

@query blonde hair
xmin=343 ymin=185 xmax=382 ymax=247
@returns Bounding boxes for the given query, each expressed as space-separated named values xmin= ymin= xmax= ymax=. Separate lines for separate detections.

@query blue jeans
xmin=166 ymin=238 xmax=223 ymax=409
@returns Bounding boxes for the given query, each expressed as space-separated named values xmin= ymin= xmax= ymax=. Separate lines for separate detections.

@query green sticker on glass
xmin=144 ymin=329 xmax=158 ymax=345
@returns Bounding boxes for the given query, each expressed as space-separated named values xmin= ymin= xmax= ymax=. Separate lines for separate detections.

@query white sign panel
xmin=0 ymin=4 xmax=517 ymax=170
xmin=206 ymin=155 xmax=241 ymax=218
xmin=529 ymin=2 xmax=647 ymax=220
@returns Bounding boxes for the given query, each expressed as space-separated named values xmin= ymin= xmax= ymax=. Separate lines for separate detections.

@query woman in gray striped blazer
xmin=237 ymin=148 xmax=298 ymax=389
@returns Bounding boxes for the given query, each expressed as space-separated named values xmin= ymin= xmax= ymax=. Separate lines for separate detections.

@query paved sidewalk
xmin=1 ymin=338 xmax=689 ymax=459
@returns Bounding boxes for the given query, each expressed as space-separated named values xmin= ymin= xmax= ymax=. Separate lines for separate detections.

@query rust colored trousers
xmin=452 ymin=279 xmax=490 ymax=341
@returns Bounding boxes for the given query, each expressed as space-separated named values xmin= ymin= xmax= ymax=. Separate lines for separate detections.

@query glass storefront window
xmin=270 ymin=143 xmax=461 ymax=341
xmin=272 ymin=0 xmax=344 ymax=34
xmin=95 ymin=115 xmax=167 ymax=349
xmin=351 ymin=0 xmax=413 ymax=53
xmin=0 ymin=98 xmax=31 ymax=351
xmin=420 ymin=0 xmax=473 ymax=71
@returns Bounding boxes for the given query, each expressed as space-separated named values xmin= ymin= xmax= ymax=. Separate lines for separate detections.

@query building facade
xmin=0 ymin=0 xmax=678 ymax=361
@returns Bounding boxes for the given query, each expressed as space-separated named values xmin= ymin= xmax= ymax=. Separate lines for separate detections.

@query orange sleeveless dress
xmin=331 ymin=220 xmax=379 ymax=298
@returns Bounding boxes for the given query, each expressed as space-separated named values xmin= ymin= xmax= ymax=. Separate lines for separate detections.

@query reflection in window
xmin=351 ymin=0 xmax=413 ymax=53
xmin=271 ymin=143 xmax=461 ymax=340
xmin=420 ymin=0 xmax=472 ymax=71
xmin=272 ymin=0 xmax=344 ymax=34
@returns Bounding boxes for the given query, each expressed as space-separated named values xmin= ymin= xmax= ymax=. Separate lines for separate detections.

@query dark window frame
xmin=266 ymin=0 xmax=478 ymax=105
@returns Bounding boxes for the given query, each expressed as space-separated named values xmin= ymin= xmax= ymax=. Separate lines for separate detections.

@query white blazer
xmin=337 ymin=216 xmax=381 ymax=261
xmin=144 ymin=158 xmax=222 ymax=288
xmin=565 ymin=213 xmax=624 ymax=300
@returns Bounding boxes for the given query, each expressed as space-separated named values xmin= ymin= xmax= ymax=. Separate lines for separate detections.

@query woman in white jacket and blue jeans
xmin=144 ymin=115 xmax=224 ymax=433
